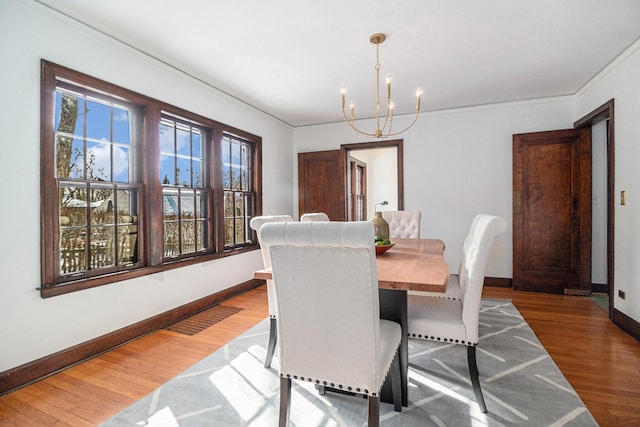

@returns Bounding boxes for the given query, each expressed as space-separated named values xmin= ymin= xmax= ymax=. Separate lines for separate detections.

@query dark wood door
xmin=298 ymin=150 xmax=346 ymax=221
xmin=512 ymin=128 xmax=591 ymax=294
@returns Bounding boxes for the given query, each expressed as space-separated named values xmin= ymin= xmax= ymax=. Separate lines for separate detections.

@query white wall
xmin=0 ymin=1 xmax=294 ymax=372
xmin=576 ymin=39 xmax=640 ymax=322
xmin=294 ymin=98 xmax=575 ymax=280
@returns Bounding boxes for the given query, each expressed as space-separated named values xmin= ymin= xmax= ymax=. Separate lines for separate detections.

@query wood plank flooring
xmin=1 ymin=285 xmax=639 ymax=426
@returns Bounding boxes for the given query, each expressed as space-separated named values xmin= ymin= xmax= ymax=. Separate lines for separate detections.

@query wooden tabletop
xmin=254 ymin=238 xmax=449 ymax=293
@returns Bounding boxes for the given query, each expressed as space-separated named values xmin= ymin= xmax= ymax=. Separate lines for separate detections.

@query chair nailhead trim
xmin=408 ymin=334 xmax=475 ymax=346
xmin=279 ymin=374 xmax=380 ymax=396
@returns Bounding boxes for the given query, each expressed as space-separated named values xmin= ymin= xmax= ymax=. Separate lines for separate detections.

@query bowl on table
xmin=375 ymin=242 xmax=395 ymax=255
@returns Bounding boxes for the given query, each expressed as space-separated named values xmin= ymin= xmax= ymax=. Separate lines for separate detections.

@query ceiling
xmin=35 ymin=0 xmax=640 ymax=127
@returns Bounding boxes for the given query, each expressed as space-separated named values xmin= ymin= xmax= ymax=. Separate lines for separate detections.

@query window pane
xmin=85 ymin=100 xmax=111 ymax=141
xmin=116 ymin=188 xmax=134 ymax=221
xmin=181 ymin=222 xmax=195 ymax=254
xmin=160 ymin=121 xmax=175 ymax=154
xmin=55 ymin=92 xmax=83 ymax=137
xmin=192 ymin=158 xmax=201 ymax=187
xmin=224 ymin=218 xmax=234 ymax=246
xmin=234 ymin=193 xmax=244 ymax=217
xmin=176 ymin=125 xmax=191 ymax=156
xmin=112 ymin=107 xmax=131 ymax=145
xmin=224 ymin=192 xmax=233 ymax=217
xmin=196 ymin=220 xmax=206 ymax=250
xmin=181 ymin=190 xmax=194 ymax=219
xmin=164 ymin=221 xmax=179 ymax=256
xmin=90 ymin=226 xmax=115 ymax=269
xmin=192 ymin=131 xmax=201 ymax=158
xmin=118 ymin=224 xmax=138 ymax=264
xmin=60 ymin=228 xmax=86 ymax=274
xmin=59 ymin=184 xmax=88 ymax=227
xmin=241 ymin=167 xmax=248 ymax=191
xmin=177 ymin=157 xmax=191 ymax=187
xmin=195 ymin=192 xmax=204 ymax=219
xmin=222 ymin=139 xmax=231 ymax=189
xmin=113 ymin=145 xmax=130 ymax=183
xmin=234 ymin=218 xmax=245 ymax=244
xmin=86 ymin=141 xmax=111 ymax=181
xmin=69 ymin=138 xmax=85 ymax=179
xmin=90 ymin=186 xmax=114 ymax=225
xmin=160 ymin=154 xmax=175 ymax=185
xmin=163 ymin=191 xmax=179 ymax=220
xmin=231 ymin=142 xmax=241 ymax=166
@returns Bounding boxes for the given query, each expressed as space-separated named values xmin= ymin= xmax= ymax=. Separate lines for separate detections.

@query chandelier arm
xmin=341 ymin=106 xmax=378 ymax=138
xmin=383 ymin=109 xmax=421 ymax=137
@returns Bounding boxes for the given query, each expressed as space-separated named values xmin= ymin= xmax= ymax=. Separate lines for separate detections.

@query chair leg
xmin=467 ymin=345 xmax=487 ymax=413
xmin=264 ymin=317 xmax=277 ymax=368
xmin=367 ymin=395 xmax=380 ymax=427
xmin=391 ymin=350 xmax=402 ymax=412
xmin=279 ymin=376 xmax=291 ymax=427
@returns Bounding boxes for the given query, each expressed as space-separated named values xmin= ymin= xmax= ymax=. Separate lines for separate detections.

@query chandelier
xmin=341 ymin=33 xmax=423 ymax=139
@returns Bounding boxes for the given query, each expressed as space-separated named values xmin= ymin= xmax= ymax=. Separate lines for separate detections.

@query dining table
xmin=253 ymin=237 xmax=449 ymax=407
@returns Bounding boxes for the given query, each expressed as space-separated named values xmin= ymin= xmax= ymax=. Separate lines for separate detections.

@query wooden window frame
xmin=40 ymin=60 xmax=262 ymax=298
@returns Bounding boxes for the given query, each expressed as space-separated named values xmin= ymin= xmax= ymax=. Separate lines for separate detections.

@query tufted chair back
xmin=299 ymin=212 xmax=330 ymax=222
xmin=458 ymin=214 xmax=508 ymax=342
xmin=261 ymin=221 xmax=402 ymax=424
xmin=381 ymin=210 xmax=421 ymax=239
xmin=249 ymin=215 xmax=294 ymax=369
xmin=407 ymin=214 xmax=507 ymax=413
xmin=250 ymin=215 xmax=294 ymax=316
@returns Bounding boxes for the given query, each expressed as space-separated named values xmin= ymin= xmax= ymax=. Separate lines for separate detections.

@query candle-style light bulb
xmin=386 ymin=74 xmax=391 ymax=99
xmin=415 ymin=87 xmax=423 ymax=110
xmin=350 ymin=101 xmax=355 ymax=121
xmin=341 ymin=85 xmax=347 ymax=107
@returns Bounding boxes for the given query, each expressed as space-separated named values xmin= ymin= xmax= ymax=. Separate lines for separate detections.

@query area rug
xmin=103 ymin=300 xmax=598 ymax=426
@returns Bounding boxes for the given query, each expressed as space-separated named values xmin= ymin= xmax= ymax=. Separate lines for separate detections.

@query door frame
xmin=574 ymin=99 xmax=615 ymax=317
xmin=341 ymin=139 xmax=404 ymax=213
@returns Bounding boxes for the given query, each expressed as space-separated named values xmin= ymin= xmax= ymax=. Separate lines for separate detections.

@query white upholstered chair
xmin=249 ymin=215 xmax=294 ymax=368
xmin=381 ymin=210 xmax=421 ymax=239
xmin=407 ymin=214 xmax=507 ymax=413
xmin=411 ymin=214 xmax=482 ymax=301
xmin=261 ymin=221 xmax=402 ymax=427
xmin=299 ymin=212 xmax=330 ymax=222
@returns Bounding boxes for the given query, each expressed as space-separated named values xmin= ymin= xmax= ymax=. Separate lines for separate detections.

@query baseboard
xmin=591 ymin=283 xmax=609 ymax=294
xmin=0 ymin=279 xmax=263 ymax=396
xmin=484 ymin=277 xmax=512 ymax=288
xmin=612 ymin=308 xmax=640 ymax=343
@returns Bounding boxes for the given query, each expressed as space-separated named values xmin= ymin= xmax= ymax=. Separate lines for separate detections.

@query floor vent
xmin=165 ymin=305 xmax=243 ymax=336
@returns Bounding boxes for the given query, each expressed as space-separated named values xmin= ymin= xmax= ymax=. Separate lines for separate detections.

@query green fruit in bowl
xmin=375 ymin=241 xmax=384 ymax=246
xmin=382 ymin=239 xmax=392 ymax=245
xmin=374 ymin=235 xmax=383 ymax=242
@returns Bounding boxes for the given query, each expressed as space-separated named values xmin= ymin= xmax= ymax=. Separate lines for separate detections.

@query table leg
xmin=379 ymin=288 xmax=408 ymax=407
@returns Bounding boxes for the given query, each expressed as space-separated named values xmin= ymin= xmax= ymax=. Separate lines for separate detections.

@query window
xmin=222 ymin=134 xmax=255 ymax=248
xmin=54 ymin=83 xmax=142 ymax=280
xmin=41 ymin=61 xmax=262 ymax=297
xmin=160 ymin=116 xmax=209 ymax=259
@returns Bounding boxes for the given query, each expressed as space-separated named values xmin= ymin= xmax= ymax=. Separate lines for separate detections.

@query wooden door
xmin=512 ymin=128 xmax=591 ymax=294
xmin=298 ymin=150 xmax=346 ymax=221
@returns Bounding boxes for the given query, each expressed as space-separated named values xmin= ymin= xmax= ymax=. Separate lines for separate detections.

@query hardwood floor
xmin=1 ymin=285 xmax=639 ymax=426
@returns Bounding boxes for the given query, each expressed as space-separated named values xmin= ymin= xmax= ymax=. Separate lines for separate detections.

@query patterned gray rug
xmin=103 ymin=300 xmax=598 ymax=426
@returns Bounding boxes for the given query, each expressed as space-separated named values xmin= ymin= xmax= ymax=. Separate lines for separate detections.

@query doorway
xmin=342 ymin=139 xmax=404 ymax=220
xmin=574 ymin=99 xmax=615 ymax=317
